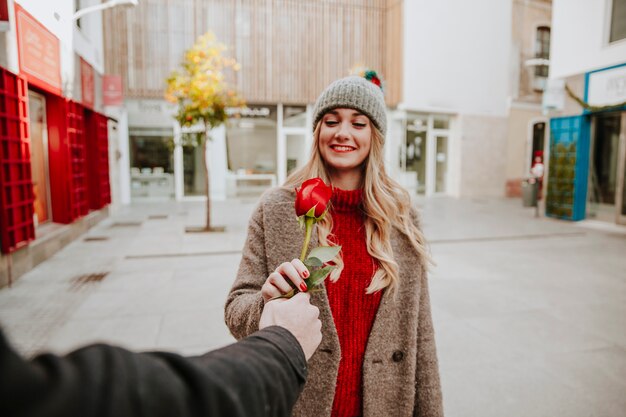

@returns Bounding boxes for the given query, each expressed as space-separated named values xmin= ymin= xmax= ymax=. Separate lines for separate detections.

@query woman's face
xmin=318 ymin=108 xmax=372 ymax=179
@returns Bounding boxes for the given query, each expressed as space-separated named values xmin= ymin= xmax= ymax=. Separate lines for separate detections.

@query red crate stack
xmin=65 ymin=100 xmax=89 ymax=220
xmin=86 ymin=111 xmax=110 ymax=209
xmin=95 ymin=113 xmax=111 ymax=207
xmin=0 ymin=68 xmax=35 ymax=253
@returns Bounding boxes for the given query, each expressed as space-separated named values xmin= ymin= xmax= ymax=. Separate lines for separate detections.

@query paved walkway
xmin=0 ymin=195 xmax=624 ymax=417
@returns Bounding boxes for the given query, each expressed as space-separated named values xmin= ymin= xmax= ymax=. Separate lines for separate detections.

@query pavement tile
xmin=464 ymin=310 xmax=614 ymax=358
xmin=155 ymin=310 xmax=235 ymax=352
xmin=441 ymin=358 xmax=601 ymax=417
xmin=46 ymin=315 xmax=162 ymax=354
xmin=539 ymin=348 xmax=626 ymax=417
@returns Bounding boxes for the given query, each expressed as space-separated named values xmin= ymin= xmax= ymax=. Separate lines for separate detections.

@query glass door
xmin=286 ymin=133 xmax=307 ymax=177
xmin=588 ymin=113 xmax=621 ymax=222
xmin=183 ymin=143 xmax=206 ymax=197
xmin=406 ymin=127 xmax=427 ymax=194
xmin=617 ymin=112 xmax=626 ymax=225
xmin=27 ymin=91 xmax=51 ymax=225
xmin=435 ymin=135 xmax=449 ymax=193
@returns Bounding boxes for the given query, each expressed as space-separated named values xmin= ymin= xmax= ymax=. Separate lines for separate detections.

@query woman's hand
xmin=261 ymin=259 xmax=310 ymax=302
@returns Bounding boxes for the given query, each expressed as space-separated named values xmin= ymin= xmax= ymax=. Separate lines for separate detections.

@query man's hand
xmin=259 ymin=292 xmax=322 ymax=360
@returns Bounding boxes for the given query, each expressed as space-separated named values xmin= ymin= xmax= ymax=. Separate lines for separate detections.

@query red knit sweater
xmin=325 ymin=188 xmax=383 ymax=417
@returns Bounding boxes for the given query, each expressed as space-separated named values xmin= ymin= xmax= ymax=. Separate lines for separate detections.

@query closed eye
xmin=325 ymin=120 xmax=339 ymax=126
xmin=353 ymin=123 xmax=366 ymax=128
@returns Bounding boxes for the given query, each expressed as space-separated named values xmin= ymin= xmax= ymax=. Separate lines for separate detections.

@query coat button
xmin=392 ymin=350 xmax=404 ymax=362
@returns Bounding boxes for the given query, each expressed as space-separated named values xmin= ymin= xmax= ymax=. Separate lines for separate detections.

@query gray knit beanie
xmin=312 ymin=75 xmax=387 ymax=138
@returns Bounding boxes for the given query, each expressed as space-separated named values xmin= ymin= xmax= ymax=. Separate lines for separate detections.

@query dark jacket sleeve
xmin=0 ymin=326 xmax=307 ymax=417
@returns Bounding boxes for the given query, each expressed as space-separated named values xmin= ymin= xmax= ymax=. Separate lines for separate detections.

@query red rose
xmin=295 ymin=178 xmax=332 ymax=218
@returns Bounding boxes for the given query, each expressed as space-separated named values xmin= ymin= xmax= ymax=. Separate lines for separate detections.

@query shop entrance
xmin=129 ymin=128 xmax=175 ymax=201
xmin=588 ymin=111 xmax=626 ymax=224
xmin=27 ymin=90 xmax=51 ymax=225
xmin=400 ymin=113 xmax=451 ymax=196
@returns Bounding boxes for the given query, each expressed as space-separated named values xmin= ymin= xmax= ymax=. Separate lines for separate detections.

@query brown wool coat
xmin=225 ymin=187 xmax=444 ymax=417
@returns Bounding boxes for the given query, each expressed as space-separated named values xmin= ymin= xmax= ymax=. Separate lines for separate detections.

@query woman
xmin=225 ymin=73 xmax=443 ymax=417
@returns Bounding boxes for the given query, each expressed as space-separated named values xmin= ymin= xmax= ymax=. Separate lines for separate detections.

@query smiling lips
xmin=330 ymin=144 xmax=356 ymax=153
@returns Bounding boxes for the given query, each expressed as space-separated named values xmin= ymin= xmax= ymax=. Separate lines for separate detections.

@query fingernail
xmin=302 ymin=270 xmax=309 ymax=278
xmin=299 ymin=282 xmax=308 ymax=292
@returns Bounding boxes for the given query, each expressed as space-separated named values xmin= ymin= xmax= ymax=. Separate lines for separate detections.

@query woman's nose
xmin=334 ymin=122 xmax=351 ymax=139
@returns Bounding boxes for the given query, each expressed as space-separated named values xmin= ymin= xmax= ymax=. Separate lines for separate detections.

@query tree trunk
xmin=203 ymin=132 xmax=211 ymax=230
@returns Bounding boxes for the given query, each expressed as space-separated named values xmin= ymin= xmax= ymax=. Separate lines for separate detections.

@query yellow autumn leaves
xmin=165 ymin=32 xmax=244 ymax=129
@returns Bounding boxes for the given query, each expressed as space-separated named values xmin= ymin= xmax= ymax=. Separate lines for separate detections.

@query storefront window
xmin=433 ymin=116 xmax=450 ymax=130
xmin=129 ymin=128 xmax=175 ymax=200
xmin=286 ymin=133 xmax=307 ymax=176
xmin=226 ymin=105 xmax=277 ymax=175
xmin=284 ymin=106 xmax=307 ymax=127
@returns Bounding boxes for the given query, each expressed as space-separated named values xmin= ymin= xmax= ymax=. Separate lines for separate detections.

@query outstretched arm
xmin=0 ymin=326 xmax=307 ymax=417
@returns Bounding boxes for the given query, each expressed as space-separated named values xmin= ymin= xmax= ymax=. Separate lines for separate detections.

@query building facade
xmin=109 ymin=0 xmax=624 ymax=208
xmin=103 ymin=0 xmax=403 ymax=202
xmin=544 ymin=0 xmax=626 ymax=224
xmin=0 ymin=0 xmax=113 ymax=286
xmin=396 ymin=0 xmax=514 ymax=197
xmin=505 ymin=0 xmax=552 ymax=197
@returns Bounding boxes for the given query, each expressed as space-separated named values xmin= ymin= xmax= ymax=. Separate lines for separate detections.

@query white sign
xmin=587 ymin=65 xmax=626 ymax=107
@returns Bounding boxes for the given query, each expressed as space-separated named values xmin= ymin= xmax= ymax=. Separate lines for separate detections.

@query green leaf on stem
xmin=304 ymin=257 xmax=323 ymax=268
xmin=305 ymin=265 xmax=335 ymax=287
xmin=268 ymin=288 xmax=296 ymax=301
xmin=307 ymin=246 xmax=341 ymax=263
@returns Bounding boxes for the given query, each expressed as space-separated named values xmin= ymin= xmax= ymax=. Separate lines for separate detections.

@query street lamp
xmin=73 ymin=0 xmax=138 ymax=21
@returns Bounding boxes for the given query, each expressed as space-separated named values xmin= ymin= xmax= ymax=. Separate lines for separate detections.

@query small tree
xmin=165 ymin=32 xmax=244 ymax=232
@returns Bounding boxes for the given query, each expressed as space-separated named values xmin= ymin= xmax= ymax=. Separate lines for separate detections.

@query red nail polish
xmin=303 ymin=270 xmax=309 ymax=278
xmin=299 ymin=282 xmax=308 ymax=292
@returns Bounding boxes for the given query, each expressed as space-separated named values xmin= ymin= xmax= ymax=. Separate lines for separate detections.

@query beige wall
xmin=506 ymin=106 xmax=545 ymax=179
xmin=511 ymin=0 xmax=552 ymax=102
xmin=458 ymin=115 xmax=509 ymax=197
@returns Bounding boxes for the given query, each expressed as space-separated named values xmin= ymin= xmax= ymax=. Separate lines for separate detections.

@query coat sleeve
xmin=409 ymin=206 xmax=444 ymax=417
xmin=0 ymin=326 xmax=307 ymax=417
xmin=224 ymin=200 xmax=268 ymax=340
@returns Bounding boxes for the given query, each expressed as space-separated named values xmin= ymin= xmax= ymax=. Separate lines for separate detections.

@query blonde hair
xmin=284 ymin=122 xmax=432 ymax=294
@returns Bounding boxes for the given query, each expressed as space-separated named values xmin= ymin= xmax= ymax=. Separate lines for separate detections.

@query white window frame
xmin=605 ymin=0 xmax=626 ymax=45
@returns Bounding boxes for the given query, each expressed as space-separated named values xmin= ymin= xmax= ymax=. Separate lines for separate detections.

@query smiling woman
xmin=226 ymin=71 xmax=442 ymax=417
xmin=318 ymin=109 xmax=372 ymax=190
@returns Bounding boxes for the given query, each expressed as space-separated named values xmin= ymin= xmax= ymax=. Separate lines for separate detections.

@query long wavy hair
xmin=283 ymin=121 xmax=432 ymax=294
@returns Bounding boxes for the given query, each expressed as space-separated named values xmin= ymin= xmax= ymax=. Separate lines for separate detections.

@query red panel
xmin=47 ymin=98 xmax=89 ymax=223
xmin=66 ymin=100 xmax=88 ymax=219
xmin=0 ymin=0 xmax=9 ymax=23
xmin=46 ymin=94 xmax=71 ymax=223
xmin=85 ymin=111 xmax=110 ymax=210
xmin=0 ymin=67 xmax=35 ymax=254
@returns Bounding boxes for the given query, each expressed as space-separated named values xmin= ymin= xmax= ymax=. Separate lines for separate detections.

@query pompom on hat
xmin=312 ymin=69 xmax=387 ymax=139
